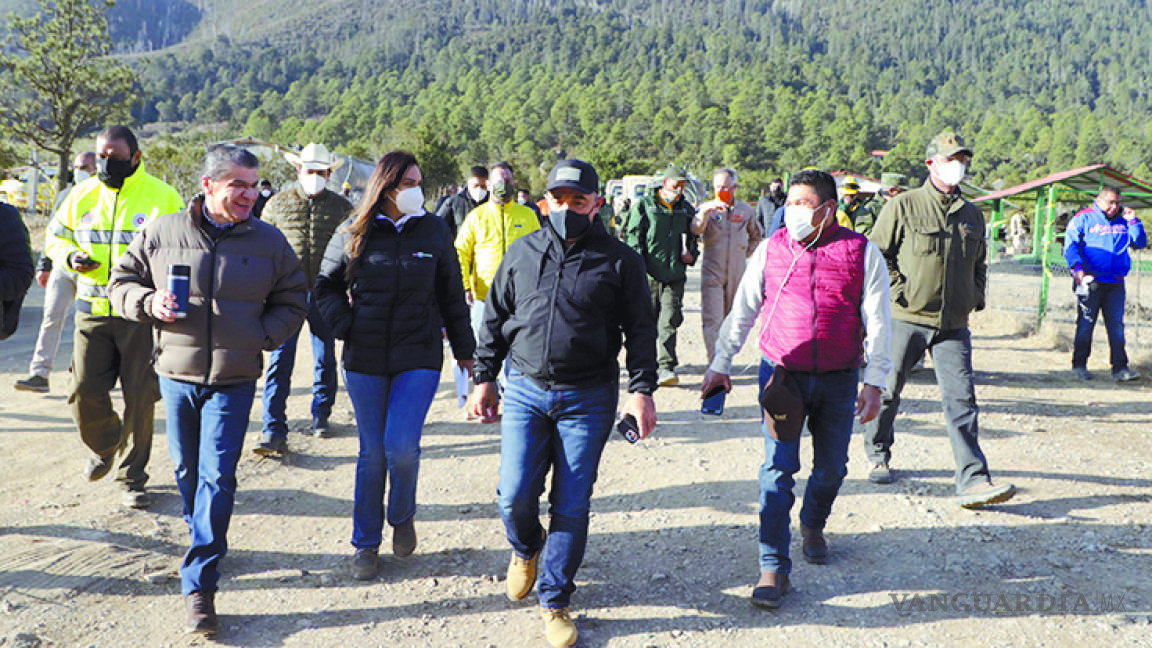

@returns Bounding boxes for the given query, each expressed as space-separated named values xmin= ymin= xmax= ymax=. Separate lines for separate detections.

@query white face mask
xmin=73 ymin=169 xmax=91 ymax=185
xmin=300 ymin=174 xmax=326 ymax=196
xmin=933 ymin=159 xmax=966 ymax=187
xmin=784 ymin=203 xmax=821 ymax=241
xmin=393 ymin=186 xmax=425 ymax=215
xmin=468 ymin=186 xmax=488 ymax=203
xmin=260 ymin=189 xmax=272 ymax=198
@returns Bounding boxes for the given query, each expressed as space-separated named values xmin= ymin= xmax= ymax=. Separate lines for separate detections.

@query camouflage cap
xmin=663 ymin=164 xmax=688 ymax=182
xmin=880 ymin=173 xmax=907 ymax=189
xmin=926 ymin=131 xmax=973 ymax=159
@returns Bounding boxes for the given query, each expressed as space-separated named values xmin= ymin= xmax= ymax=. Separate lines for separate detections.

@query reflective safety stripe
xmin=71 ymin=230 xmax=137 ymax=245
xmin=77 ymin=283 xmax=108 ymax=298
xmin=47 ymin=219 xmax=74 ymax=240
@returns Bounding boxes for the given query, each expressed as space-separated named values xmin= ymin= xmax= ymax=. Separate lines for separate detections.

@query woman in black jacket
xmin=314 ymin=151 xmax=475 ymax=580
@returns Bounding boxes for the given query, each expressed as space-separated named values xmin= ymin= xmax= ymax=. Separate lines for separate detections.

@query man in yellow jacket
xmin=455 ymin=161 xmax=540 ymax=342
xmin=45 ymin=125 xmax=185 ymax=509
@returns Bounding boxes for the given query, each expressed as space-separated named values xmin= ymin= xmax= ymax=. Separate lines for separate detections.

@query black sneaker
xmin=13 ymin=375 xmax=49 ymax=393
xmin=312 ymin=416 xmax=331 ymax=438
xmin=185 ymin=590 xmax=218 ymax=635
xmin=351 ymin=548 xmax=379 ymax=580
xmin=122 ymin=486 xmax=151 ymax=509
xmin=253 ymin=436 xmax=288 ymax=457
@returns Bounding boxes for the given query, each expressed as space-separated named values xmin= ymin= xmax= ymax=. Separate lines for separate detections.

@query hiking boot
xmin=122 ymin=486 xmax=151 ymax=509
xmin=392 ymin=519 xmax=417 ymax=557
xmin=507 ymin=531 xmax=546 ymax=601
xmin=253 ymin=436 xmax=288 ymax=457
xmin=84 ymin=455 xmax=114 ymax=482
xmin=751 ymin=573 xmax=791 ymax=609
xmin=541 ymin=607 xmax=578 ymax=647
xmin=800 ymin=525 xmax=828 ymax=565
xmin=350 ymin=548 xmax=379 ymax=581
xmin=1113 ymin=367 xmax=1141 ymax=382
xmin=1072 ymin=366 xmax=1093 ymax=381
xmin=13 ymin=374 xmax=49 ymax=393
xmin=185 ymin=590 xmax=218 ymax=635
xmin=956 ymin=481 xmax=1016 ymax=509
xmin=312 ymin=416 xmax=331 ymax=438
xmin=657 ymin=368 xmax=679 ymax=387
xmin=868 ymin=461 xmax=893 ymax=484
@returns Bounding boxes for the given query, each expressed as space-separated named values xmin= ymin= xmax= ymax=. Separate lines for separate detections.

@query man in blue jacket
xmin=1064 ymin=186 xmax=1147 ymax=382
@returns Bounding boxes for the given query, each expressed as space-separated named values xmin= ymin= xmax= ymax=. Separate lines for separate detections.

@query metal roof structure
xmin=974 ymin=164 xmax=1152 ymax=210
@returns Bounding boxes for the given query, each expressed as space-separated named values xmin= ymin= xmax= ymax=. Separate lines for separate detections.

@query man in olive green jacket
xmin=624 ymin=165 xmax=698 ymax=385
xmin=863 ymin=131 xmax=1015 ymax=510
xmin=257 ymin=143 xmax=353 ymax=454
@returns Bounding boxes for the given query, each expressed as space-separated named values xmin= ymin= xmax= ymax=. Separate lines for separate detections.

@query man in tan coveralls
xmin=692 ymin=167 xmax=762 ymax=366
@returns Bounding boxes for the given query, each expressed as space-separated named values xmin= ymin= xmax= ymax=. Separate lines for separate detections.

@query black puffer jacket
xmin=475 ymin=218 xmax=658 ymax=395
xmin=314 ymin=213 xmax=474 ymax=375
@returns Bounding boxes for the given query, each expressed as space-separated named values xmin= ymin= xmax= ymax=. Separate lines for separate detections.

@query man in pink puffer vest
xmin=702 ymin=169 xmax=892 ymax=610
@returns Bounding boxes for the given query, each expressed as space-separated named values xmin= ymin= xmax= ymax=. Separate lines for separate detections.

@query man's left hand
xmin=621 ymin=392 xmax=657 ymax=440
xmin=680 ymin=252 xmax=695 ymax=263
xmin=855 ymin=384 xmax=882 ymax=423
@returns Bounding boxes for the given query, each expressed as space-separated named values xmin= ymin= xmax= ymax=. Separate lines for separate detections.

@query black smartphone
xmin=616 ymin=413 xmax=640 ymax=444
xmin=703 ymin=384 xmax=726 ymax=400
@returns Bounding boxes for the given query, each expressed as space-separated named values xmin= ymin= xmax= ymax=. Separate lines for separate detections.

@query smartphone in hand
xmin=616 ymin=413 xmax=640 ymax=443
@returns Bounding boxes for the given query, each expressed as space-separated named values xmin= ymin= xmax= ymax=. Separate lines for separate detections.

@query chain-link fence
xmin=988 ymin=240 xmax=1152 ymax=351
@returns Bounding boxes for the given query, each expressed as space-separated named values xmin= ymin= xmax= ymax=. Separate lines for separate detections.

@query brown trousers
xmin=69 ymin=311 xmax=159 ymax=488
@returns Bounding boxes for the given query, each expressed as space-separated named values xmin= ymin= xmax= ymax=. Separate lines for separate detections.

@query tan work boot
xmin=506 ymin=530 xmax=546 ymax=600
xmin=541 ymin=607 xmax=578 ymax=647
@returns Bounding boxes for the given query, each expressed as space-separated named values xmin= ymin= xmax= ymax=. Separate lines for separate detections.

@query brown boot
xmin=800 ymin=524 xmax=828 ymax=564
xmin=751 ymin=572 xmax=791 ymax=609
xmin=185 ymin=590 xmax=218 ymax=635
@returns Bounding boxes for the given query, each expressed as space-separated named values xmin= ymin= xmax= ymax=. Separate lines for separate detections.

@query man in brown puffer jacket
xmin=109 ymin=144 xmax=307 ymax=636
xmin=257 ymin=142 xmax=354 ymax=454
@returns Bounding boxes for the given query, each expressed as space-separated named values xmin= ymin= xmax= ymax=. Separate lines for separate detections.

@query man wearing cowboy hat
xmin=255 ymin=142 xmax=354 ymax=456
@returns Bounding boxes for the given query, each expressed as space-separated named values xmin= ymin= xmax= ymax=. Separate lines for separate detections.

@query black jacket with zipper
xmin=474 ymin=218 xmax=658 ymax=395
xmin=314 ymin=212 xmax=474 ymax=375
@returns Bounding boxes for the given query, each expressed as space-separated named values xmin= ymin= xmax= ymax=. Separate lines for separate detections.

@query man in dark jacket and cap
xmin=470 ymin=159 xmax=657 ymax=648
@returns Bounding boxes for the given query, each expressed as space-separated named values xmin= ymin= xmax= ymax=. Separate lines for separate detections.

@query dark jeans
xmin=757 ymin=359 xmax=857 ymax=575
xmin=1072 ymin=281 xmax=1128 ymax=373
xmin=649 ymin=278 xmax=685 ymax=371
xmin=862 ymin=320 xmax=990 ymax=491
xmin=497 ymin=367 xmax=617 ymax=609
xmin=158 ymin=377 xmax=257 ymax=595
xmin=69 ymin=313 xmax=159 ymax=489
xmin=261 ymin=300 xmax=337 ymax=440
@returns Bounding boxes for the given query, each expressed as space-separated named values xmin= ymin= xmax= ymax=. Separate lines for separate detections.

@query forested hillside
xmin=48 ymin=0 xmax=1152 ymax=192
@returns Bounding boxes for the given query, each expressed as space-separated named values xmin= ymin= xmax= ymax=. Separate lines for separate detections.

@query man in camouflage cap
xmin=862 ymin=131 xmax=1016 ymax=509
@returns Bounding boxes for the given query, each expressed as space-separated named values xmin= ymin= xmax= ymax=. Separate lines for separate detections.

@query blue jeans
xmin=158 ymin=376 xmax=256 ymax=595
xmin=757 ymin=359 xmax=857 ymax=575
xmin=863 ymin=321 xmax=990 ymax=491
xmin=497 ymin=368 xmax=618 ymax=609
xmin=1073 ymin=281 xmax=1128 ymax=373
xmin=345 ymin=369 xmax=440 ymax=550
xmin=261 ymin=300 xmax=336 ymax=439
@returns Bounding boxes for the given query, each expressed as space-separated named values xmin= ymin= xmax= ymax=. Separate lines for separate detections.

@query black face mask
xmin=549 ymin=208 xmax=594 ymax=240
xmin=97 ymin=156 xmax=138 ymax=189
xmin=492 ymin=180 xmax=516 ymax=203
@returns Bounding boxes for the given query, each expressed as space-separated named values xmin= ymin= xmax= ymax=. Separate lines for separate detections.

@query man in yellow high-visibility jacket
xmin=455 ymin=161 xmax=540 ymax=343
xmin=45 ymin=125 xmax=184 ymax=509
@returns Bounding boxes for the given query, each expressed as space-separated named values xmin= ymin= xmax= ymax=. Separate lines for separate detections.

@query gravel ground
xmin=0 ymin=258 xmax=1149 ymax=648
